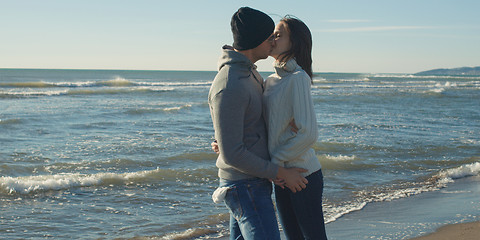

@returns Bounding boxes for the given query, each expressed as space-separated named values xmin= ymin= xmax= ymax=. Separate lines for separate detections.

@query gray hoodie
xmin=208 ymin=46 xmax=279 ymax=180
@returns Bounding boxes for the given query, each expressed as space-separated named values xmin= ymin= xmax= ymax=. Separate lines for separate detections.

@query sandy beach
xmin=410 ymin=221 xmax=480 ymax=240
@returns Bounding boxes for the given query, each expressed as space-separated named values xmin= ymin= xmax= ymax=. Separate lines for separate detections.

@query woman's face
xmin=270 ymin=21 xmax=291 ymax=60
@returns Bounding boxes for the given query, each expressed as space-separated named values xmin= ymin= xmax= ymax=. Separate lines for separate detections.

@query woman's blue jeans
xmin=274 ymin=169 xmax=328 ymax=240
xmin=220 ymin=178 xmax=281 ymax=240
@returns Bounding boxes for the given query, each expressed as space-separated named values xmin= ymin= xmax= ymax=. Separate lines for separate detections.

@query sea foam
xmin=0 ymin=169 xmax=160 ymax=194
xmin=325 ymin=154 xmax=356 ymax=161
xmin=441 ymin=162 xmax=480 ymax=179
xmin=323 ymin=162 xmax=480 ymax=223
xmin=163 ymin=104 xmax=192 ymax=112
xmin=98 ymin=77 xmax=134 ymax=87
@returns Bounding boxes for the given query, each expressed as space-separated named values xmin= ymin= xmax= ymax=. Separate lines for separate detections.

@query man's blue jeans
xmin=275 ymin=169 xmax=328 ymax=240
xmin=220 ymin=178 xmax=281 ymax=240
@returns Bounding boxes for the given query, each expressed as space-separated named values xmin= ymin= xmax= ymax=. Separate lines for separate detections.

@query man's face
xmin=253 ymin=34 xmax=275 ymax=61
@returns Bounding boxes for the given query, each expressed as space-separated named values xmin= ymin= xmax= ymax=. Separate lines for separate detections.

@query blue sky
xmin=1 ymin=0 xmax=479 ymax=73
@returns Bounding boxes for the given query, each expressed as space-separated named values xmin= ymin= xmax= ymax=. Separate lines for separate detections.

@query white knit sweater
xmin=263 ymin=59 xmax=321 ymax=177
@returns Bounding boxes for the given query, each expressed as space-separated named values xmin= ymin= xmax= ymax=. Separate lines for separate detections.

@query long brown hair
xmin=277 ymin=16 xmax=313 ymax=79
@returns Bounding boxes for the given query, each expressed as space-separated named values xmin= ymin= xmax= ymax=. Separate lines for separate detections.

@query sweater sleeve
xmin=211 ymin=88 xmax=279 ymax=179
xmin=271 ymin=73 xmax=318 ymax=163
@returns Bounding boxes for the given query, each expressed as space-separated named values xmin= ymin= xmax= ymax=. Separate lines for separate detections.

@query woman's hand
xmin=276 ymin=167 xmax=308 ymax=193
xmin=211 ymin=140 xmax=219 ymax=154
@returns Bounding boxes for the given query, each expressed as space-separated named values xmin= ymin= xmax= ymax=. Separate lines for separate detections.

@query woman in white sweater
xmin=264 ymin=16 xmax=328 ymax=239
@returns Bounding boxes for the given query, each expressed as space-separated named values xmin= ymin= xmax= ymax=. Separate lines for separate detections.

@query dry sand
xmin=410 ymin=221 xmax=480 ymax=240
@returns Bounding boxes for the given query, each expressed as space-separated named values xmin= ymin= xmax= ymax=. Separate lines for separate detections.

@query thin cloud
xmin=319 ymin=26 xmax=437 ymax=32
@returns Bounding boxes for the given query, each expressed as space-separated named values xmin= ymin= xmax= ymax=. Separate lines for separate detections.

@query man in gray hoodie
xmin=208 ymin=7 xmax=308 ymax=240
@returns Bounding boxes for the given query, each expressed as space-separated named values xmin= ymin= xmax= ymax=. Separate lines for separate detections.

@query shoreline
xmin=410 ymin=221 xmax=480 ymax=240
xmin=214 ymin=175 xmax=479 ymax=240
xmin=325 ymin=175 xmax=479 ymax=239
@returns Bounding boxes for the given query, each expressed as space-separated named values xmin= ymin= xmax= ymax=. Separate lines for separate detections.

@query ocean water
xmin=0 ymin=68 xmax=479 ymax=239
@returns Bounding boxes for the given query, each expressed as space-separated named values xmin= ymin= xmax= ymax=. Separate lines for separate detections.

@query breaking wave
xmin=0 ymin=166 xmax=217 ymax=195
xmin=323 ymin=162 xmax=480 ymax=223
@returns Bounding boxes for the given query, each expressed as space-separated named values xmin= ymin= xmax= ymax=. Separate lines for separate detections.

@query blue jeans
xmin=275 ymin=169 xmax=328 ymax=240
xmin=220 ymin=178 xmax=281 ymax=240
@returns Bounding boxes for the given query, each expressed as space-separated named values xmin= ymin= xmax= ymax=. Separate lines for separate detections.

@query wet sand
xmin=410 ymin=221 xmax=480 ymax=240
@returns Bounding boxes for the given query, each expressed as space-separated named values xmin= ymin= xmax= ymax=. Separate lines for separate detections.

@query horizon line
xmin=0 ymin=67 xmax=415 ymax=74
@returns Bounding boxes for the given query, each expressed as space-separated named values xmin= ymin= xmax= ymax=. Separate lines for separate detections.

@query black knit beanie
xmin=231 ymin=7 xmax=275 ymax=50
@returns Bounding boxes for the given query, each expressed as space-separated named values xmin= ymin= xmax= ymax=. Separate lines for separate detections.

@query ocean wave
xmin=324 ymin=202 xmax=367 ymax=224
xmin=159 ymin=228 xmax=220 ymax=240
xmin=323 ymin=162 xmax=480 ymax=223
xmin=124 ymin=104 xmax=194 ymax=115
xmin=312 ymin=77 xmax=327 ymax=82
xmin=0 ymin=118 xmax=22 ymax=125
xmin=425 ymin=88 xmax=446 ymax=94
xmin=324 ymin=182 xmax=435 ymax=223
xmin=324 ymin=154 xmax=356 ymax=161
xmin=419 ymin=81 xmax=458 ymax=94
xmin=312 ymin=85 xmax=333 ymax=89
xmin=372 ymin=74 xmax=480 ymax=80
xmin=0 ymin=77 xmax=211 ymax=89
xmin=157 ymin=213 xmax=229 ymax=240
xmin=312 ymin=80 xmax=480 ymax=92
xmin=0 ymin=89 xmax=70 ymax=97
xmin=459 ymin=138 xmax=480 ymax=145
xmin=0 ymin=87 xmax=174 ymax=98
xmin=435 ymin=81 xmax=457 ymax=88
xmin=97 ymin=77 xmax=134 ymax=87
xmin=440 ymin=162 xmax=480 ymax=179
xmin=163 ymin=104 xmax=192 ymax=112
xmin=0 ymin=77 xmax=211 ymax=98
xmin=330 ymin=78 xmax=372 ymax=83
xmin=66 ymin=87 xmax=164 ymax=95
xmin=0 ymin=82 xmax=57 ymax=88
xmin=0 ymin=167 xmax=217 ymax=195
xmin=0 ymin=170 xmax=156 ymax=194
xmin=54 ymin=81 xmax=97 ymax=87
xmin=456 ymin=80 xmax=480 ymax=88
xmin=138 ymin=81 xmax=212 ymax=87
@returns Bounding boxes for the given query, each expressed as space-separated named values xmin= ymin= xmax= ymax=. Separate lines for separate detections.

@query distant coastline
xmin=415 ymin=66 xmax=480 ymax=75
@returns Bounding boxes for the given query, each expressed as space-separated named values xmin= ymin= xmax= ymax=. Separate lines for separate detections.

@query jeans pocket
xmin=224 ymin=187 xmax=243 ymax=220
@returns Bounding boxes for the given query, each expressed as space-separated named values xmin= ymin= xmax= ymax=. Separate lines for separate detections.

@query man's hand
xmin=211 ymin=140 xmax=219 ymax=154
xmin=276 ymin=167 xmax=308 ymax=193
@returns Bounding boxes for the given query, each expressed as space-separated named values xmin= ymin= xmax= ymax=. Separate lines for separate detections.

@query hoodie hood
xmin=217 ymin=45 xmax=256 ymax=71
